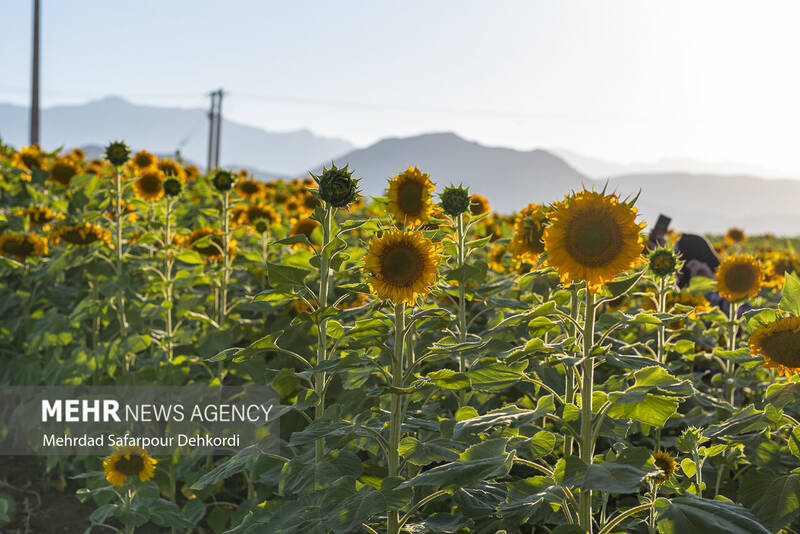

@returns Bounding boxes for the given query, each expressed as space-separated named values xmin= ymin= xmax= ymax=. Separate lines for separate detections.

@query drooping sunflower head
xmin=748 ymin=316 xmax=800 ymax=377
xmin=157 ymin=158 xmax=186 ymax=181
xmin=364 ymin=230 xmax=440 ymax=304
xmin=21 ymin=207 xmax=65 ymax=230
xmin=246 ymin=203 xmax=280 ymax=227
xmin=386 ymin=167 xmax=436 ymax=227
xmin=651 ymin=451 xmax=677 ymax=484
xmin=543 ymin=190 xmax=646 ymax=291
xmin=439 ymin=185 xmax=471 ymax=218
xmin=0 ymin=232 xmax=47 ymax=260
xmin=235 ymin=178 xmax=265 ymax=200
xmin=48 ymin=158 xmax=79 ymax=187
xmin=212 ymin=170 xmax=235 ymax=192
xmin=104 ymin=141 xmax=130 ymax=166
xmin=316 ymin=163 xmax=360 ymax=208
xmin=131 ymin=150 xmax=157 ymax=172
xmin=103 ymin=446 xmax=157 ymax=487
xmin=725 ymin=227 xmax=746 ymax=244
xmin=488 ymin=243 xmax=508 ymax=272
xmin=649 ymin=248 xmax=678 ymax=278
xmin=133 ymin=168 xmax=165 ymax=202
xmin=163 ymin=177 xmax=182 ymax=197
xmin=69 ymin=147 xmax=86 ymax=162
xmin=509 ymin=203 xmax=549 ymax=265
xmin=12 ymin=145 xmax=43 ymax=171
xmin=764 ymin=252 xmax=800 ymax=288
xmin=290 ymin=217 xmax=321 ymax=243
xmin=716 ymin=255 xmax=762 ymax=301
xmin=469 ymin=193 xmax=491 ymax=216
xmin=85 ymin=158 xmax=107 ymax=176
xmin=50 ymin=223 xmax=112 ymax=247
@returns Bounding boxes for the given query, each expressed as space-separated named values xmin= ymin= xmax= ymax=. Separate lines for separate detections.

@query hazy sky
xmin=2 ymin=0 xmax=799 ymax=174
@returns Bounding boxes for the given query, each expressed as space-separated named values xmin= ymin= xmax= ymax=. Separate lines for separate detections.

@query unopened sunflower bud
xmin=164 ymin=177 xmax=182 ymax=197
xmin=649 ymin=248 xmax=677 ymax=277
xmin=212 ymin=170 xmax=234 ymax=192
xmin=439 ymin=185 xmax=471 ymax=217
xmin=104 ymin=141 xmax=131 ymax=167
xmin=317 ymin=164 xmax=359 ymax=208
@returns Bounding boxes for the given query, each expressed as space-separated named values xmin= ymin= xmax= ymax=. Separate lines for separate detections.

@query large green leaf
xmin=779 ymin=272 xmax=800 ymax=315
xmin=555 ymin=455 xmax=658 ymax=493
xmin=738 ymin=471 xmax=800 ymax=532
xmin=656 ymin=495 xmax=770 ymax=534
xmin=607 ymin=392 xmax=679 ymax=427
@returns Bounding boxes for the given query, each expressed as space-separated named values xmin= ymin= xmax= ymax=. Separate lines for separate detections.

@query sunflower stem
xmin=726 ymin=300 xmax=739 ymax=405
xmin=456 ymin=212 xmax=468 ymax=407
xmin=113 ymin=165 xmax=128 ymax=352
xmin=164 ymin=197 xmax=174 ymax=363
xmin=564 ymin=285 xmax=579 ymax=457
xmin=315 ymin=204 xmax=334 ymax=463
xmin=579 ymin=288 xmax=596 ymax=533
xmin=387 ymin=301 xmax=406 ymax=534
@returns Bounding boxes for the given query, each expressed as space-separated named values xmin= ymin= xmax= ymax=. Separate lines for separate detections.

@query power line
xmin=206 ymin=89 xmax=223 ymax=173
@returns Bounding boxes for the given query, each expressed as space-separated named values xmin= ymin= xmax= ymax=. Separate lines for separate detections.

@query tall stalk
xmin=579 ymin=289 xmax=596 ymax=533
xmin=725 ymin=300 xmax=739 ymax=405
xmin=564 ymin=286 xmax=579 ymax=457
xmin=387 ymin=302 xmax=406 ymax=534
xmin=455 ymin=212 xmax=468 ymax=406
xmin=314 ymin=205 xmax=334 ymax=462
xmin=163 ymin=197 xmax=175 ymax=362
xmin=113 ymin=165 xmax=127 ymax=341
xmin=220 ymin=190 xmax=231 ymax=324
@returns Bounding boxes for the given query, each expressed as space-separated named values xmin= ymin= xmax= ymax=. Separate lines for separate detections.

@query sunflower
xmin=133 ymin=168 xmax=165 ymax=202
xmin=299 ymin=191 xmax=322 ymax=212
xmin=763 ymin=251 xmax=800 ymax=288
xmin=183 ymin=164 xmax=200 ymax=181
xmin=336 ymin=291 xmax=369 ymax=310
xmin=103 ymin=446 xmax=157 ymax=487
xmin=649 ymin=248 xmax=677 ymax=277
xmin=245 ymin=203 xmax=280 ymax=226
xmin=85 ymin=158 xmax=107 ymax=175
xmin=51 ymin=223 xmax=112 ymax=247
xmin=652 ymin=451 xmax=677 ymax=484
xmin=364 ymin=230 xmax=440 ymax=304
xmin=130 ymin=150 xmax=157 ymax=173
xmin=20 ymin=207 xmax=65 ymax=231
xmin=48 ymin=158 xmax=79 ymax=187
xmin=469 ymin=193 xmax=491 ymax=216
xmin=181 ymin=228 xmax=235 ymax=261
xmin=716 ymin=255 xmax=762 ymax=301
xmin=544 ymin=190 xmax=646 ymax=291
xmin=290 ymin=217 xmax=320 ymax=243
xmin=69 ymin=147 xmax=86 ymax=161
xmin=0 ymin=232 xmax=47 ymax=260
xmin=725 ymin=227 xmax=746 ymax=244
xmin=283 ymin=195 xmax=308 ymax=221
xmin=157 ymin=158 xmax=186 ymax=181
xmin=12 ymin=145 xmax=43 ymax=171
xmin=748 ymin=316 xmax=800 ymax=377
xmin=105 ymin=200 xmax=139 ymax=223
xmin=235 ymin=178 xmax=265 ymax=200
xmin=509 ymin=203 xmax=549 ymax=266
xmin=386 ymin=167 xmax=436 ymax=227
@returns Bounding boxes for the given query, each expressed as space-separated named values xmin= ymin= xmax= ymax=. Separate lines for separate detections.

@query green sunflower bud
xmin=649 ymin=248 xmax=677 ymax=277
xmin=253 ymin=218 xmax=270 ymax=234
xmin=439 ymin=185 xmax=471 ymax=217
xmin=212 ymin=170 xmax=234 ymax=192
xmin=104 ymin=140 xmax=131 ymax=167
xmin=316 ymin=163 xmax=359 ymax=208
xmin=164 ymin=177 xmax=182 ymax=197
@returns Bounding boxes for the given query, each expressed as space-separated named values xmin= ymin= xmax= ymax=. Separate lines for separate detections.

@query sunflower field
xmin=2 ymin=139 xmax=800 ymax=534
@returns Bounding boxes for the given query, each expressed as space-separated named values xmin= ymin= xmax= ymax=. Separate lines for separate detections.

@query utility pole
xmin=30 ymin=0 xmax=41 ymax=146
xmin=206 ymin=88 xmax=224 ymax=172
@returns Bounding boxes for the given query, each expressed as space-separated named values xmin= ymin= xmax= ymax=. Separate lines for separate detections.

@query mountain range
xmin=2 ymin=97 xmax=799 ymax=234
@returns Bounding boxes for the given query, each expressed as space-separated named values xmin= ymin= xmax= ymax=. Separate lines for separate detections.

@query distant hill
xmin=320 ymin=132 xmax=589 ymax=211
xmin=0 ymin=97 xmax=353 ymax=175
xmin=320 ymin=133 xmax=800 ymax=234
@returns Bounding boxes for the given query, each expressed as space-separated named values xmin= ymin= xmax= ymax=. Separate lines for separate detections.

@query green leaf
xmin=191 ymin=449 xmax=257 ymax=490
xmin=687 ymin=276 xmax=716 ymax=294
xmin=556 ymin=455 xmax=658 ymax=493
xmin=267 ymin=262 xmax=310 ymax=288
xmin=468 ymin=360 xmax=526 ymax=391
xmin=605 ymin=270 xmax=644 ymax=298
xmin=428 ymin=369 xmax=470 ymax=390
xmin=779 ymin=272 xmax=800 ymax=315
xmin=232 ymin=333 xmax=281 ymax=362
xmin=398 ymin=436 xmax=460 ymax=466
xmin=656 ymin=495 xmax=770 ymax=534
xmin=607 ymin=393 xmax=679 ymax=427
xmin=174 ymin=248 xmax=205 ymax=265
xmin=738 ymin=471 xmax=800 ymax=532
xmin=528 ymin=430 xmax=557 ymax=458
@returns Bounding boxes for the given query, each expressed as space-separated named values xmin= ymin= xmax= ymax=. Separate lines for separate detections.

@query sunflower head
xmin=652 ymin=451 xmax=677 ymax=484
xmin=133 ymin=169 xmax=165 ymax=202
xmin=316 ymin=163 xmax=360 ymax=208
xmin=386 ymin=167 xmax=435 ymax=227
xmin=0 ymin=232 xmax=47 ymax=260
xmin=212 ymin=170 xmax=234 ymax=192
xmin=543 ymin=190 xmax=646 ymax=292
xmin=183 ymin=164 xmax=200 ymax=181
xmin=157 ymin=158 xmax=185 ymax=181
xmin=51 ymin=223 xmax=112 ymax=247
xmin=649 ymin=248 xmax=678 ymax=277
xmin=716 ymin=255 xmax=762 ymax=301
xmin=131 ymin=150 xmax=157 ymax=172
xmin=748 ymin=316 xmax=800 ymax=377
xmin=12 ymin=145 xmax=43 ymax=171
xmin=85 ymin=159 xmax=107 ymax=176
xmin=21 ymin=207 xmax=65 ymax=230
xmin=103 ymin=447 xmax=157 ymax=487
xmin=488 ymin=243 xmax=508 ymax=272
xmin=104 ymin=141 xmax=131 ymax=166
xmin=725 ymin=227 xmax=746 ymax=244
xmin=164 ymin=177 xmax=182 ymax=197
xmin=182 ymin=228 xmax=234 ymax=261
xmin=235 ymin=178 xmax=265 ymax=200
xmin=253 ymin=219 xmax=270 ymax=234
xmin=48 ymin=158 xmax=79 ymax=187
xmin=290 ymin=217 xmax=321 ymax=243
xmin=364 ymin=230 xmax=440 ymax=304
xmin=439 ymin=185 xmax=471 ymax=218
xmin=469 ymin=193 xmax=491 ymax=216
xmin=509 ymin=203 xmax=549 ymax=266
xmin=245 ymin=203 xmax=279 ymax=227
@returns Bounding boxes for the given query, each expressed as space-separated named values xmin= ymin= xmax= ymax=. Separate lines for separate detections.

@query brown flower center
xmin=114 ymin=454 xmax=145 ymax=476
xmin=381 ymin=245 xmax=423 ymax=287
xmin=760 ymin=330 xmax=800 ymax=368
xmin=565 ymin=211 xmax=623 ymax=267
